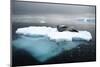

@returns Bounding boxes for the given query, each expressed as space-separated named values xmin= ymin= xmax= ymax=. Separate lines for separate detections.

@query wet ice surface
xmin=13 ymin=34 xmax=89 ymax=62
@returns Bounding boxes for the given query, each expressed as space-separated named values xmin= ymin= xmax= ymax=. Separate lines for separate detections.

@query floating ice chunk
xmin=15 ymin=26 xmax=92 ymax=62
xmin=16 ymin=26 xmax=92 ymax=41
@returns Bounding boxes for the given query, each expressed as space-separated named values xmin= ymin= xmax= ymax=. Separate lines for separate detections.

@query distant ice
xmin=16 ymin=26 xmax=92 ymax=41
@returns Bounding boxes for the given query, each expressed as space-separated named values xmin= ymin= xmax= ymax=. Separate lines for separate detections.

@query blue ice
xmin=13 ymin=35 xmax=86 ymax=62
xmin=13 ymin=35 xmax=63 ymax=62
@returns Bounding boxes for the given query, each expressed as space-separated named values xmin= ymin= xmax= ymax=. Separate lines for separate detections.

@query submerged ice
xmin=13 ymin=26 xmax=92 ymax=62
xmin=13 ymin=36 xmax=63 ymax=62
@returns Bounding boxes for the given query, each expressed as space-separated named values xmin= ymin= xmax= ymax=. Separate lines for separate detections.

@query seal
xmin=57 ymin=25 xmax=78 ymax=32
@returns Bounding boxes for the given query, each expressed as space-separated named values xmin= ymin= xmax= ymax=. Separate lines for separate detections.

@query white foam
xmin=16 ymin=26 xmax=92 ymax=41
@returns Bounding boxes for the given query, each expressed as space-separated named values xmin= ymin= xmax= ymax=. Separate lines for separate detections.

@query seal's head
xmin=57 ymin=25 xmax=68 ymax=32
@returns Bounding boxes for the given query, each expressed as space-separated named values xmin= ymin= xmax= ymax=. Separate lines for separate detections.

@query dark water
xmin=12 ymin=22 xmax=96 ymax=66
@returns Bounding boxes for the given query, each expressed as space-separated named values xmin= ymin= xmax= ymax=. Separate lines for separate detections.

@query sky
xmin=12 ymin=0 xmax=96 ymax=24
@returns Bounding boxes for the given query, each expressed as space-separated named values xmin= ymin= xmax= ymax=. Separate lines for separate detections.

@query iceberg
xmin=13 ymin=26 xmax=92 ymax=62
xmin=16 ymin=26 xmax=92 ymax=41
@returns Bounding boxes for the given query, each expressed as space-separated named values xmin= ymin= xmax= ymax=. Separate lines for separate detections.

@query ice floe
xmin=16 ymin=26 xmax=92 ymax=41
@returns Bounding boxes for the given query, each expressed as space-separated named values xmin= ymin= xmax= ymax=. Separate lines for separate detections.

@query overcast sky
xmin=12 ymin=1 xmax=95 ymax=15
xmin=12 ymin=1 xmax=96 ymax=24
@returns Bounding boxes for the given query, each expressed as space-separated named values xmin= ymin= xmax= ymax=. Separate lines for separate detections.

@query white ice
xmin=16 ymin=26 xmax=92 ymax=41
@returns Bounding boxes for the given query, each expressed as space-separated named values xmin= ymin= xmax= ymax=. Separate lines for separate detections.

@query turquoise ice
xmin=13 ymin=35 xmax=87 ymax=62
xmin=13 ymin=35 xmax=63 ymax=62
